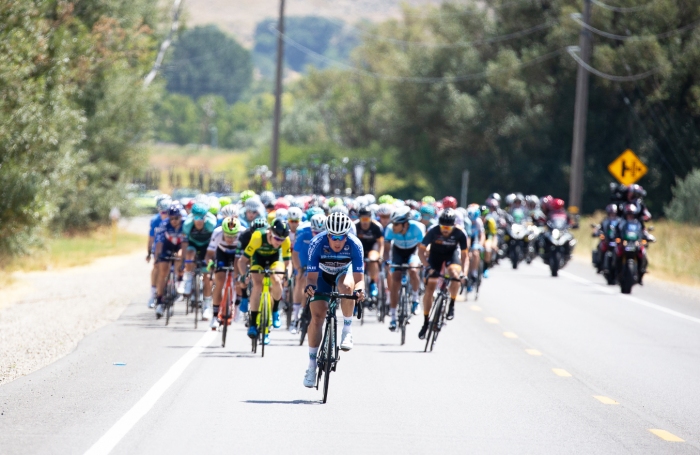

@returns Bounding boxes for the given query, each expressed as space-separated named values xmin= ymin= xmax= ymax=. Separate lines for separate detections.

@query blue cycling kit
xmin=307 ymin=232 xmax=365 ymax=276
xmin=149 ymin=214 xmax=167 ymax=254
xmin=385 ymin=220 xmax=425 ymax=250
xmin=293 ymin=225 xmax=315 ymax=268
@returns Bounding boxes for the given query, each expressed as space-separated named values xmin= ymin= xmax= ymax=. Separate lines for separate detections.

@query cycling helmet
xmin=306 ymin=206 xmax=324 ymax=219
xmin=219 ymin=197 xmax=232 ymax=208
xmin=480 ymin=205 xmax=490 ymax=216
xmin=275 ymin=208 xmax=289 ymax=221
xmin=157 ymin=197 xmax=172 ymax=212
xmin=287 ymin=207 xmax=303 ymax=221
xmin=605 ymin=204 xmax=618 ymax=215
xmin=358 ymin=206 xmax=372 ymax=217
xmin=266 ymin=210 xmax=277 ymax=225
xmin=422 ymin=196 xmax=436 ymax=205
xmin=310 ymin=214 xmax=327 ymax=232
xmin=326 ymin=212 xmax=353 ymax=236
xmin=466 ymin=205 xmax=480 ymax=221
xmin=260 ymin=191 xmax=275 ymax=207
xmin=505 ymin=193 xmax=516 ymax=206
xmin=377 ymin=194 xmax=394 ymax=205
xmin=376 ymin=203 xmax=393 ymax=217
xmin=328 ymin=197 xmax=343 ymax=208
xmin=274 ymin=197 xmax=290 ymax=210
xmin=391 ymin=206 xmax=411 ymax=224
xmin=442 ymin=196 xmax=458 ymax=209
xmin=541 ymin=195 xmax=553 ymax=209
xmin=155 ymin=193 xmax=170 ymax=205
xmin=623 ymin=203 xmax=637 ymax=215
xmin=245 ymin=197 xmax=262 ymax=212
xmin=239 ymin=190 xmax=256 ymax=203
xmin=405 ymin=199 xmax=420 ymax=211
xmin=191 ymin=203 xmax=208 ymax=219
xmin=550 ymin=198 xmax=565 ymax=211
xmin=221 ymin=217 xmax=241 ymax=236
xmin=269 ymin=218 xmax=290 ymax=237
xmin=410 ymin=209 xmax=421 ymax=221
xmin=330 ymin=205 xmax=349 ymax=215
xmin=364 ymin=194 xmax=376 ymax=205
xmin=251 ymin=217 xmax=268 ymax=230
xmin=220 ymin=204 xmax=238 ymax=219
xmin=485 ymin=198 xmax=498 ymax=210
xmin=439 ymin=208 xmax=457 ymax=226
xmin=515 ymin=192 xmax=524 ymax=203
xmin=290 ymin=198 xmax=304 ymax=209
xmin=489 ymin=193 xmax=502 ymax=203
xmin=420 ymin=205 xmax=436 ymax=217
xmin=168 ymin=203 xmax=183 ymax=217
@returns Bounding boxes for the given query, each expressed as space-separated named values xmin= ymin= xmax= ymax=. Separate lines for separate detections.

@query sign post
xmin=608 ymin=149 xmax=648 ymax=186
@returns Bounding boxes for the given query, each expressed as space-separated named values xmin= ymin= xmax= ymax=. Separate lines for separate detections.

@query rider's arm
xmin=461 ymin=249 xmax=469 ymax=271
xmin=292 ymin=250 xmax=301 ymax=271
xmin=418 ymin=244 xmax=430 ymax=268
xmin=237 ymin=255 xmax=250 ymax=276
xmin=377 ymin=236 xmax=384 ymax=258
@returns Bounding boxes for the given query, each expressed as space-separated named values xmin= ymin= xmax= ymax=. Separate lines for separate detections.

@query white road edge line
xmin=84 ymin=330 xmax=216 ymax=455
xmin=554 ymin=269 xmax=700 ymax=326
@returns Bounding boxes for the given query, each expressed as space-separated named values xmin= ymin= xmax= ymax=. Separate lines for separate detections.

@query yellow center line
xmin=552 ymin=368 xmax=572 ymax=377
xmin=525 ymin=349 xmax=542 ymax=356
xmin=503 ymin=332 xmax=518 ymax=339
xmin=649 ymin=429 xmax=684 ymax=442
xmin=484 ymin=317 xmax=499 ymax=324
xmin=470 ymin=305 xmax=482 ymax=312
xmin=593 ymin=396 xmax=619 ymax=405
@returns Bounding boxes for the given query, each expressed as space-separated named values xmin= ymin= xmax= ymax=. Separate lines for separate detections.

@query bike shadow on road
xmin=243 ymin=399 xmax=320 ymax=405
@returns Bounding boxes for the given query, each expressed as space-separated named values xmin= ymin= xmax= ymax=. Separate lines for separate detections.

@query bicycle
xmin=160 ymin=255 xmax=180 ymax=326
xmin=424 ymin=272 xmax=463 ymax=352
xmin=185 ymin=260 xmax=207 ymax=329
xmin=298 ymin=302 xmax=311 ymax=346
xmin=376 ymin=262 xmax=389 ymax=324
xmin=218 ymin=266 xmax=236 ymax=347
xmin=248 ymin=268 xmax=286 ymax=357
xmin=283 ymin=272 xmax=295 ymax=330
xmin=310 ymin=290 xmax=362 ymax=403
xmin=391 ymin=264 xmax=422 ymax=345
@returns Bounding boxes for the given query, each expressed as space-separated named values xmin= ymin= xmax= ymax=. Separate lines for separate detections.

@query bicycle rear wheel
xmin=222 ymin=286 xmax=232 ymax=347
xmin=399 ymin=287 xmax=408 ymax=346
xmin=260 ymin=293 xmax=269 ymax=357
xmin=426 ymin=295 xmax=443 ymax=352
xmin=193 ymin=274 xmax=200 ymax=329
xmin=165 ymin=270 xmax=175 ymax=326
xmin=431 ymin=296 xmax=448 ymax=351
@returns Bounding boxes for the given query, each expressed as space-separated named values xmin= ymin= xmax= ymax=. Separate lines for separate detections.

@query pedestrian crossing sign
xmin=608 ymin=149 xmax=647 ymax=185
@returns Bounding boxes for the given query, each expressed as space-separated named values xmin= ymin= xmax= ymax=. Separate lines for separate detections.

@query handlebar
xmin=390 ymin=264 xmax=423 ymax=269
xmin=313 ymin=291 xmax=360 ymax=300
xmin=247 ymin=269 xmax=287 ymax=276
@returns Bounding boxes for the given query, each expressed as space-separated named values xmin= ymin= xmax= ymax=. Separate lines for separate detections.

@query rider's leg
xmin=408 ymin=267 xmax=420 ymax=303
xmin=213 ymin=272 xmax=224 ymax=314
xmin=293 ymin=269 xmax=306 ymax=320
xmin=368 ymin=250 xmax=380 ymax=284
xmin=307 ymin=298 xmax=328 ymax=369
xmin=337 ymin=272 xmax=356 ymax=326
xmin=248 ymin=272 xmax=263 ymax=329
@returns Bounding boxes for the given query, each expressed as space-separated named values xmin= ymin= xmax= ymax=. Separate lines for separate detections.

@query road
xmin=1 ymin=255 xmax=699 ymax=454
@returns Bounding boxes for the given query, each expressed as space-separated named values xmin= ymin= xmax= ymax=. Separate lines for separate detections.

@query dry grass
xmin=0 ymin=228 xmax=146 ymax=287
xmin=573 ymin=215 xmax=700 ymax=287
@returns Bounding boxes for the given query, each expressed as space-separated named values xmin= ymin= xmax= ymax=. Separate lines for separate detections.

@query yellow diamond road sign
xmin=608 ymin=149 xmax=647 ymax=186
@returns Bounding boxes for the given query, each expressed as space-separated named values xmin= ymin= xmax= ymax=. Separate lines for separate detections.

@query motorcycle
xmin=617 ymin=220 xmax=647 ymax=294
xmin=542 ymin=217 xmax=576 ymax=277
xmin=505 ymin=223 xmax=529 ymax=269
xmin=591 ymin=221 xmax=619 ymax=285
xmin=526 ymin=224 xmax=540 ymax=264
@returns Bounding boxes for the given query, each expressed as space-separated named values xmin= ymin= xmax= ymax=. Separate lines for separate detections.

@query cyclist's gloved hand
xmin=305 ymin=284 xmax=316 ymax=298
xmin=206 ymin=260 xmax=215 ymax=272
xmin=237 ymin=275 xmax=247 ymax=284
xmin=354 ymin=288 xmax=365 ymax=302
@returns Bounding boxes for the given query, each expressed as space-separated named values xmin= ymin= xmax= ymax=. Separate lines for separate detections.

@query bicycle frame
xmin=248 ymin=269 xmax=286 ymax=357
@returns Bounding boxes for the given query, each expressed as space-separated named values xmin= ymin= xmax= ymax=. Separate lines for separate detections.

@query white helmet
xmin=260 ymin=191 xmax=275 ymax=206
xmin=505 ymin=193 xmax=516 ymax=206
xmin=376 ymin=203 xmax=393 ymax=216
xmin=288 ymin=207 xmax=303 ymax=221
xmin=326 ymin=212 xmax=352 ymax=236
xmin=156 ymin=197 xmax=172 ymax=212
xmin=391 ymin=206 xmax=411 ymax=224
xmin=220 ymin=204 xmax=238 ymax=219
xmin=245 ymin=197 xmax=262 ymax=213
xmin=310 ymin=214 xmax=327 ymax=232
xmin=330 ymin=205 xmax=349 ymax=215
xmin=364 ymin=194 xmax=376 ymax=205
xmin=275 ymin=208 xmax=289 ymax=221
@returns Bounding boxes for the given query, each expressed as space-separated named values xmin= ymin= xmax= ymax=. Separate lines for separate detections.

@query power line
xmin=590 ymin=0 xmax=654 ymax=13
xmin=327 ymin=18 xmax=557 ymax=48
xmin=566 ymin=46 xmax=659 ymax=81
xmin=144 ymin=0 xmax=184 ymax=86
xmin=269 ymin=24 xmax=564 ymax=83
xmin=570 ymin=14 xmax=700 ymax=41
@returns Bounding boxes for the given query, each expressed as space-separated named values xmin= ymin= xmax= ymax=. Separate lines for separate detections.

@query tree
xmin=665 ymin=169 xmax=700 ymax=224
xmin=165 ymin=25 xmax=252 ymax=104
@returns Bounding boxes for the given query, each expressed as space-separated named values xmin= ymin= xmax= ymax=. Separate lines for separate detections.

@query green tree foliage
xmin=164 ymin=25 xmax=252 ymax=104
xmin=0 ymin=0 xmax=161 ymax=251
xmin=280 ymin=0 xmax=700 ymax=209
xmin=253 ymin=16 xmax=358 ymax=76
xmin=665 ymin=169 xmax=700 ymax=223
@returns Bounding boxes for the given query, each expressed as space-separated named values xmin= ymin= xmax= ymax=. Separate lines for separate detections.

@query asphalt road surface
xmin=1 ymin=256 xmax=699 ymax=454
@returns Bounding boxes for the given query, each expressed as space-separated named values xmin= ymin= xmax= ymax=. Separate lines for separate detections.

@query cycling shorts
xmin=157 ymin=243 xmax=181 ymax=263
xmin=470 ymin=241 xmax=484 ymax=252
xmin=428 ymin=249 xmax=461 ymax=274
xmin=362 ymin=242 xmax=380 ymax=258
xmin=313 ymin=267 xmax=351 ymax=302
xmin=391 ymin=246 xmax=420 ymax=272
xmin=187 ymin=244 xmax=208 ymax=262
xmin=215 ymin=249 xmax=237 ymax=272
xmin=250 ymin=258 xmax=284 ymax=272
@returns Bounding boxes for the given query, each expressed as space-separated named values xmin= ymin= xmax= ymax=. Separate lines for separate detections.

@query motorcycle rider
xmin=593 ymin=204 xmax=619 ymax=273
xmin=614 ymin=203 xmax=649 ymax=284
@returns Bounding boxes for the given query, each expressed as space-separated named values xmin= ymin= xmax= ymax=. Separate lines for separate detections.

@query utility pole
xmin=271 ymin=0 xmax=286 ymax=190
xmin=460 ymin=170 xmax=470 ymax=208
xmin=569 ymin=0 xmax=592 ymax=213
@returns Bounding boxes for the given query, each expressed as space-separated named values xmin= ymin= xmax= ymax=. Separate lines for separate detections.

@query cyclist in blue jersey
xmin=147 ymin=195 xmax=171 ymax=308
xmin=303 ymin=212 xmax=365 ymax=388
xmin=154 ymin=202 xmax=187 ymax=318
xmin=384 ymin=206 xmax=424 ymax=331
xmin=291 ymin=213 xmax=326 ymax=333
xmin=466 ymin=204 xmax=486 ymax=291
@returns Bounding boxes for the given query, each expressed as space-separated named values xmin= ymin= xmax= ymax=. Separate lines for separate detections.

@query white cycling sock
xmin=342 ymin=317 xmax=352 ymax=333
xmin=411 ymin=290 xmax=420 ymax=302
xmin=184 ymin=271 xmax=193 ymax=283
xmin=389 ymin=308 xmax=397 ymax=320
xmin=150 ymin=286 xmax=156 ymax=297
xmin=203 ymin=296 xmax=212 ymax=309
xmin=293 ymin=303 xmax=301 ymax=319
xmin=308 ymin=347 xmax=319 ymax=370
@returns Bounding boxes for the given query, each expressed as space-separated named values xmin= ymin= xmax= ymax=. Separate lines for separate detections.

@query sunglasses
xmin=288 ymin=219 xmax=300 ymax=223
xmin=329 ymin=234 xmax=346 ymax=242
xmin=223 ymin=234 xmax=237 ymax=241
xmin=439 ymin=224 xmax=453 ymax=230
xmin=271 ymin=234 xmax=287 ymax=242
xmin=360 ymin=216 xmax=372 ymax=222
xmin=169 ymin=216 xmax=181 ymax=221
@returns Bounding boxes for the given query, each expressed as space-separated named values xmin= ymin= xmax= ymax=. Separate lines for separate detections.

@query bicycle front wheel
xmin=222 ymin=286 xmax=232 ymax=347
xmin=260 ymin=292 xmax=269 ymax=357
xmin=193 ymin=274 xmax=200 ymax=329
xmin=322 ymin=319 xmax=335 ymax=403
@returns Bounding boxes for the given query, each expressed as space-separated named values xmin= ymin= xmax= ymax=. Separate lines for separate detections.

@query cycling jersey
xmin=293 ymin=225 xmax=315 ymax=268
xmin=385 ymin=220 xmax=425 ymax=251
xmin=484 ymin=215 xmax=498 ymax=237
xmin=354 ymin=219 xmax=383 ymax=256
xmin=207 ymin=227 xmax=239 ymax=255
xmin=468 ymin=217 xmax=484 ymax=241
xmin=182 ymin=213 xmax=217 ymax=248
xmin=155 ymin=220 xmax=186 ymax=246
xmin=307 ymin=232 xmax=364 ymax=276
xmin=243 ymin=228 xmax=291 ymax=265
xmin=422 ymin=225 xmax=467 ymax=260
xmin=237 ymin=227 xmax=254 ymax=253
xmin=149 ymin=214 xmax=167 ymax=237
